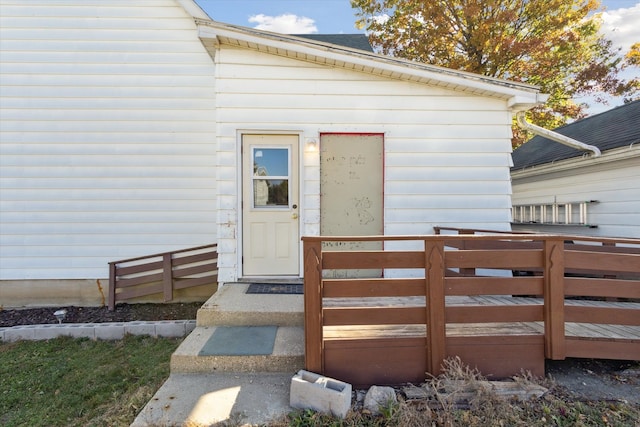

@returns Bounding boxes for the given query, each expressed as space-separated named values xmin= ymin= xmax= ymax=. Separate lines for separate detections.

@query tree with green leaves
xmin=351 ymin=0 xmax=639 ymax=146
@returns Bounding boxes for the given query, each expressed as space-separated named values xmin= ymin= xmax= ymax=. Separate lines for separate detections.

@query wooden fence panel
xmin=323 ymin=307 xmax=426 ymax=326
xmin=565 ymin=251 xmax=640 ymax=274
xmin=445 ymin=249 xmax=543 ymax=269
xmin=108 ymin=244 xmax=218 ymax=310
xmin=565 ymin=306 xmax=640 ymax=326
xmin=565 ymin=278 xmax=640 ymax=298
xmin=322 ymin=250 xmax=424 ymax=269
xmin=303 ymin=233 xmax=640 ymax=386
xmin=445 ymin=276 xmax=543 ymax=296
xmin=446 ymin=305 xmax=543 ymax=323
xmin=323 ymin=278 xmax=424 ymax=298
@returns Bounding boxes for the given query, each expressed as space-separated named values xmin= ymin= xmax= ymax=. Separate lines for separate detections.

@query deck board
xmin=323 ymin=295 xmax=640 ymax=343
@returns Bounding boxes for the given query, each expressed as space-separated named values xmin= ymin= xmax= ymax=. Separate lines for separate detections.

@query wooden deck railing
xmin=302 ymin=234 xmax=640 ymax=387
xmin=108 ymin=244 xmax=218 ymax=310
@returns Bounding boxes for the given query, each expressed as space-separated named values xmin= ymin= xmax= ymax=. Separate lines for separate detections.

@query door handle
xmin=292 ymin=213 xmax=299 ymax=219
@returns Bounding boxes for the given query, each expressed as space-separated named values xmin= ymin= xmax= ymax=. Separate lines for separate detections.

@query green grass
xmin=0 ymin=335 xmax=181 ymax=427
xmin=2 ymin=338 xmax=638 ymax=427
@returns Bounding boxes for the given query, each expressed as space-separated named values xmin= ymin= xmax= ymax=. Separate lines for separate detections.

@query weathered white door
xmin=320 ymin=133 xmax=384 ymax=278
xmin=242 ymin=134 xmax=299 ymax=276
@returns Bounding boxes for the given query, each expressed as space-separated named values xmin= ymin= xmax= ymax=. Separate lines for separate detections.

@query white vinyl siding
xmin=511 ymin=154 xmax=640 ymax=238
xmin=0 ymin=0 xmax=217 ymax=280
xmin=214 ymin=47 xmax=514 ymax=281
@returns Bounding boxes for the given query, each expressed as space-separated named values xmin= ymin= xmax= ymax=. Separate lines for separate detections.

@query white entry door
xmin=242 ymin=134 xmax=299 ymax=276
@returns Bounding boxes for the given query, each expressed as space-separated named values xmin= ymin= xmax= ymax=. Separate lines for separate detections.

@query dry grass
xmin=274 ymin=357 xmax=639 ymax=427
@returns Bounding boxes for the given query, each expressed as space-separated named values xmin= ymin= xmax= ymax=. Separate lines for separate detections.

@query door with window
xmin=242 ymin=134 xmax=299 ymax=276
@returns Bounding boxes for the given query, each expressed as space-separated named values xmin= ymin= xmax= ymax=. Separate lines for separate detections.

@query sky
xmin=194 ymin=0 xmax=640 ymax=112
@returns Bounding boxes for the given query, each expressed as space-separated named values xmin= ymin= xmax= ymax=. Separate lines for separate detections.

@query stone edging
xmin=0 ymin=320 xmax=196 ymax=342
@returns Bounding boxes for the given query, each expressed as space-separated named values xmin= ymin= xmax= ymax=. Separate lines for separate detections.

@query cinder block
xmin=185 ymin=320 xmax=196 ymax=334
xmin=61 ymin=324 xmax=95 ymax=339
xmin=94 ymin=323 xmax=125 ymax=340
xmin=124 ymin=322 xmax=157 ymax=337
xmin=34 ymin=325 xmax=65 ymax=340
xmin=290 ymin=370 xmax=352 ymax=419
xmin=4 ymin=326 xmax=36 ymax=342
xmin=155 ymin=321 xmax=186 ymax=338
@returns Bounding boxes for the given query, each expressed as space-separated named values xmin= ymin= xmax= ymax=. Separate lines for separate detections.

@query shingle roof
xmin=294 ymin=34 xmax=374 ymax=52
xmin=512 ymin=100 xmax=640 ymax=169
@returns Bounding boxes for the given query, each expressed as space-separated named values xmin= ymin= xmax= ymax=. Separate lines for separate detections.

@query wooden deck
xmin=324 ymin=295 xmax=640 ymax=341
xmin=303 ymin=233 xmax=640 ymax=387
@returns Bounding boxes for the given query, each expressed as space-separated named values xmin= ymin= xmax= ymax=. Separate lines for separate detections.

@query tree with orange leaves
xmin=351 ymin=0 xmax=639 ymax=146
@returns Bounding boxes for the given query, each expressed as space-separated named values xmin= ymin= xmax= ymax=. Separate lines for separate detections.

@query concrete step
xmin=131 ymin=372 xmax=293 ymax=427
xmin=171 ymin=325 xmax=304 ymax=374
xmin=196 ymin=283 xmax=303 ymax=327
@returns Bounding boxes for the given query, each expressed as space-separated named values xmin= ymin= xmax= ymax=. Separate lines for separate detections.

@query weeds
xmin=278 ymin=357 xmax=640 ymax=427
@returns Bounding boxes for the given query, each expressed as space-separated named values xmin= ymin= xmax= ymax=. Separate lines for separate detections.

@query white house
xmin=0 ymin=0 xmax=545 ymax=307
xmin=511 ymin=101 xmax=640 ymax=238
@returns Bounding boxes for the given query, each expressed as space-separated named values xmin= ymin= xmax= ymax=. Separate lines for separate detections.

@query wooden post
xmin=108 ymin=262 xmax=116 ymax=311
xmin=544 ymin=238 xmax=565 ymax=359
xmin=459 ymin=236 xmax=475 ymax=276
xmin=425 ymin=239 xmax=446 ymax=375
xmin=163 ymin=253 xmax=173 ymax=302
xmin=303 ymin=239 xmax=323 ymax=373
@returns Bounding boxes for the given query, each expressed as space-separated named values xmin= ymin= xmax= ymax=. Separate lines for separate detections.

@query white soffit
xmin=195 ymin=20 xmax=544 ymax=107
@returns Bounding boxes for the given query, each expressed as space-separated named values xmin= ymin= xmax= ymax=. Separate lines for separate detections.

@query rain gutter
xmin=516 ymin=111 xmax=601 ymax=157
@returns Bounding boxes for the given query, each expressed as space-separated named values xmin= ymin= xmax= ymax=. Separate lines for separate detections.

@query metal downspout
xmin=516 ymin=111 xmax=601 ymax=157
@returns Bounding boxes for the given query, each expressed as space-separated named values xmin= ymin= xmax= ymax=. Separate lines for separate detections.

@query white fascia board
xmin=177 ymin=0 xmax=211 ymax=20
xmin=508 ymin=93 xmax=550 ymax=111
xmin=197 ymin=21 xmax=543 ymax=104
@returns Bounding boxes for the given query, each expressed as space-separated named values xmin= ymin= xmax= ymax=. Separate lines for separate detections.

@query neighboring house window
xmin=512 ymin=201 xmax=598 ymax=228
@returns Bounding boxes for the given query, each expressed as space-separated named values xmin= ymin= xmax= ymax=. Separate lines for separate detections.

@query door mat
xmin=246 ymin=283 xmax=303 ymax=294
xmin=199 ymin=326 xmax=277 ymax=356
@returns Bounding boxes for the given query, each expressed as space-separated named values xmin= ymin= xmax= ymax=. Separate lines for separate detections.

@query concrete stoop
xmin=171 ymin=325 xmax=305 ymax=373
xmin=133 ymin=283 xmax=306 ymax=426
xmin=196 ymin=282 xmax=304 ymax=327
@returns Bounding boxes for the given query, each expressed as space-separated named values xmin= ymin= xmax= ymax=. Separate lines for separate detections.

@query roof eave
xmin=511 ymin=144 xmax=640 ymax=179
xmin=196 ymin=20 xmax=544 ymax=105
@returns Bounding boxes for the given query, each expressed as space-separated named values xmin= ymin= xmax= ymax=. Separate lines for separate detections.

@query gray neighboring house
xmin=511 ymin=100 xmax=640 ymax=238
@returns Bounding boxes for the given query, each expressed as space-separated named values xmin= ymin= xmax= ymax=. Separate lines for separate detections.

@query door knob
xmin=292 ymin=213 xmax=299 ymax=219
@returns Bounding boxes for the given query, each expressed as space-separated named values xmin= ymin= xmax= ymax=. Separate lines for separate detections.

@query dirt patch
xmin=546 ymin=358 xmax=640 ymax=405
xmin=0 ymin=302 xmax=201 ymax=328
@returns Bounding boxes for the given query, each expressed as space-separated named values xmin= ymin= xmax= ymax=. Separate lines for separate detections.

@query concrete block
xmin=34 ymin=325 xmax=65 ymax=340
xmin=94 ymin=323 xmax=125 ymax=340
xmin=156 ymin=320 xmax=186 ymax=337
xmin=31 ymin=324 xmax=95 ymax=340
xmin=185 ymin=320 xmax=196 ymax=334
xmin=4 ymin=326 xmax=36 ymax=342
xmin=62 ymin=324 xmax=96 ymax=339
xmin=290 ymin=370 xmax=352 ymax=419
xmin=124 ymin=321 xmax=157 ymax=337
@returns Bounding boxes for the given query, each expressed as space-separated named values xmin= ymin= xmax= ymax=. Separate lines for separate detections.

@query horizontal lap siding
xmin=215 ymin=48 xmax=514 ymax=280
xmin=511 ymin=156 xmax=640 ymax=238
xmin=0 ymin=1 xmax=217 ymax=280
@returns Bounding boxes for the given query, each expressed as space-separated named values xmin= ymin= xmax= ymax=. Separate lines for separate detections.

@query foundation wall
xmin=0 ymin=280 xmax=216 ymax=309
